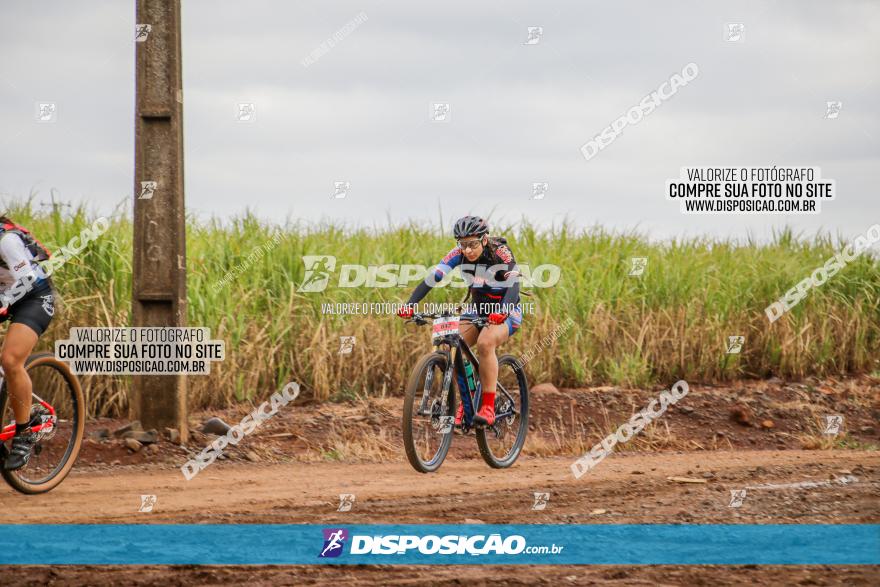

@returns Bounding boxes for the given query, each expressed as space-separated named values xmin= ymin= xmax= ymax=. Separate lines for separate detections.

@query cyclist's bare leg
xmin=476 ymin=324 xmax=509 ymax=394
xmin=459 ymin=320 xmax=479 ymax=347
xmin=1 ymin=323 xmax=38 ymax=427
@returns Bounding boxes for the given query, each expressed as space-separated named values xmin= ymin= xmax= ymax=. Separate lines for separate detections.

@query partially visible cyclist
xmin=0 ymin=216 xmax=56 ymax=470
xmin=398 ymin=215 xmax=522 ymax=427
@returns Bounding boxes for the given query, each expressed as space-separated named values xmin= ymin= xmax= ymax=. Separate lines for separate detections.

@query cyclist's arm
xmin=0 ymin=233 xmax=41 ymax=307
xmin=406 ymin=246 xmax=463 ymax=305
xmin=0 ymin=233 xmax=36 ymax=279
xmin=500 ymin=277 xmax=520 ymax=307
xmin=495 ymin=244 xmax=520 ymax=307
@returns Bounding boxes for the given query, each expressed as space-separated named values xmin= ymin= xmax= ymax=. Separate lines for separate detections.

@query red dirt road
xmin=2 ymin=450 xmax=877 ymax=524
xmin=2 ymin=450 xmax=877 ymax=585
xmin=3 ymin=375 xmax=878 ymax=585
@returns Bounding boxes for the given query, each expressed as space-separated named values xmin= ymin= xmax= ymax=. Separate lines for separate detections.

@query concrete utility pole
xmin=132 ymin=0 xmax=188 ymax=441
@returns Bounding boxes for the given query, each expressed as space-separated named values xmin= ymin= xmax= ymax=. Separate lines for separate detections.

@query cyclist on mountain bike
xmin=398 ymin=215 xmax=522 ymax=427
xmin=0 ymin=216 xmax=56 ymax=470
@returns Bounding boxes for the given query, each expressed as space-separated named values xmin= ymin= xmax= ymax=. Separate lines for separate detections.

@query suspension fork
xmin=439 ymin=351 xmax=454 ymax=415
xmin=417 ymin=349 xmax=453 ymax=417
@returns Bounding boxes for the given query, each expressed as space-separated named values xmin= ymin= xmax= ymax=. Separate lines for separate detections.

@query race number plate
xmin=432 ymin=316 xmax=460 ymax=340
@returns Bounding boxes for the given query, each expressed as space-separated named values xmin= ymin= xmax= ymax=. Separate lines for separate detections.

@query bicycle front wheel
xmin=402 ymin=351 xmax=456 ymax=473
xmin=0 ymin=352 xmax=85 ymax=494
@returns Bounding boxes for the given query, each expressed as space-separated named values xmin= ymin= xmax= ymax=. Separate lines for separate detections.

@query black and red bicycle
xmin=0 ymin=352 xmax=84 ymax=493
xmin=402 ymin=310 xmax=529 ymax=473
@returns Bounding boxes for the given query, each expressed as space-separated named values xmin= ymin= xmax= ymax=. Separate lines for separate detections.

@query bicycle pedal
xmin=472 ymin=416 xmax=493 ymax=428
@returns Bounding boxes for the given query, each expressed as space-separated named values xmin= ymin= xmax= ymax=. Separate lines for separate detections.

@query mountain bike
xmin=402 ymin=310 xmax=529 ymax=473
xmin=0 ymin=352 xmax=85 ymax=494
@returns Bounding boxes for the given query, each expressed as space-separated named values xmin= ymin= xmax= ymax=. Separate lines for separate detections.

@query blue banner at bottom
xmin=0 ymin=524 xmax=877 ymax=565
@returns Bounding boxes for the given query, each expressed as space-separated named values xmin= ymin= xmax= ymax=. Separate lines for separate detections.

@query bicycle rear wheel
xmin=402 ymin=351 xmax=456 ymax=473
xmin=0 ymin=352 xmax=85 ymax=494
xmin=476 ymin=354 xmax=529 ymax=469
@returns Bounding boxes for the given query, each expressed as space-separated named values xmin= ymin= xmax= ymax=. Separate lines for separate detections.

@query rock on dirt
xmin=113 ymin=421 xmax=143 ymax=437
xmin=729 ymin=405 xmax=753 ymax=426
xmin=123 ymin=438 xmax=143 ymax=452
xmin=122 ymin=429 xmax=159 ymax=444
xmin=202 ymin=417 xmax=232 ymax=435
xmin=531 ymin=383 xmax=559 ymax=394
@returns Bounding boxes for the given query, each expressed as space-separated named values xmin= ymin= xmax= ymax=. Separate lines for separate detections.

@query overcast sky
xmin=1 ymin=0 xmax=878 ymax=241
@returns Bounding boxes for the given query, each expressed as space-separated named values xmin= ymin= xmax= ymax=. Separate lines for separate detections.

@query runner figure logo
xmin=139 ymin=181 xmax=158 ymax=200
xmin=237 ymin=103 xmax=256 ymax=122
xmin=139 ymin=494 xmax=157 ymax=512
xmin=436 ymin=415 xmax=454 ymax=434
xmin=629 ymin=257 xmax=648 ymax=277
xmin=319 ymin=528 xmax=348 ymax=558
xmin=726 ymin=336 xmax=745 ymax=354
xmin=37 ymin=103 xmax=57 ymax=122
xmin=339 ymin=336 xmax=356 ymax=355
xmin=337 ymin=493 xmax=356 ymax=512
xmin=298 ymin=255 xmax=336 ymax=292
xmin=532 ymin=182 xmax=548 ymax=200
xmin=431 ymin=103 xmax=450 ymax=122
xmin=532 ymin=492 xmax=550 ymax=510
xmin=524 ymin=27 xmax=543 ymax=45
xmin=824 ymin=101 xmax=842 ymax=119
xmin=41 ymin=294 xmax=55 ymax=317
xmin=135 ymin=24 xmax=152 ymax=42
xmin=332 ymin=181 xmax=351 ymax=199
xmin=726 ymin=23 xmax=744 ymax=42
xmin=728 ymin=489 xmax=747 ymax=508
xmin=823 ymin=415 xmax=843 ymax=435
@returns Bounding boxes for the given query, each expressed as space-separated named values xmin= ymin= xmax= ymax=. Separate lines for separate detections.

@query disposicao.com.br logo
xmin=319 ymin=528 xmax=563 ymax=557
xmin=298 ymin=255 xmax=560 ymax=292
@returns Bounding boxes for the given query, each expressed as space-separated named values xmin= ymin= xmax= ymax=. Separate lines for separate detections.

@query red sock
xmin=481 ymin=391 xmax=495 ymax=409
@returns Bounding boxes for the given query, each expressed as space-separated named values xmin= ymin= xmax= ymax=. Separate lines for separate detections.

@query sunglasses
xmin=457 ymin=238 xmax=483 ymax=251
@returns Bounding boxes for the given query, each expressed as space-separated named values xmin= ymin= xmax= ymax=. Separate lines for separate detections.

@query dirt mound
xmin=73 ymin=376 xmax=879 ymax=470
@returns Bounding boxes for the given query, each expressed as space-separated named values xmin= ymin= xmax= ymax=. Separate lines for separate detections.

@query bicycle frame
xmin=416 ymin=313 xmax=519 ymax=431
xmin=450 ymin=338 xmax=482 ymax=428
xmin=0 ymin=372 xmax=56 ymax=443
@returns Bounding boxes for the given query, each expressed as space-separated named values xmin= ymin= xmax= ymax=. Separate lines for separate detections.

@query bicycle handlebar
xmin=407 ymin=312 xmax=489 ymax=328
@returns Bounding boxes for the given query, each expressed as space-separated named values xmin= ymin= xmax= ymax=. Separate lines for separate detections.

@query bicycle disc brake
xmin=491 ymin=398 xmax=515 ymax=440
xmin=501 ymin=398 xmax=516 ymax=426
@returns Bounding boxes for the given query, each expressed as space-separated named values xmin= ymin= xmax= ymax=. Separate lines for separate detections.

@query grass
xmin=524 ymin=391 xmax=690 ymax=458
xmin=3 ymin=195 xmax=879 ymax=416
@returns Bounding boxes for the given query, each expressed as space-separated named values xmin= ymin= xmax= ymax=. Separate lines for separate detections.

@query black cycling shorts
xmin=2 ymin=282 xmax=55 ymax=336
